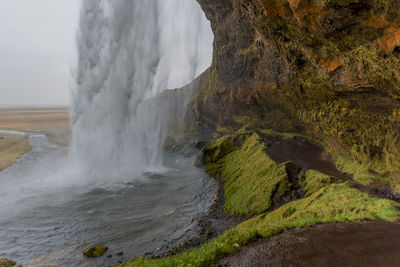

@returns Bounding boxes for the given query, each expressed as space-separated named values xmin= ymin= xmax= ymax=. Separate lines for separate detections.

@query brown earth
xmin=0 ymin=108 xmax=71 ymax=146
xmin=0 ymin=108 xmax=70 ymax=132
xmin=0 ymin=108 xmax=71 ymax=169
xmin=262 ymin=134 xmax=347 ymax=180
xmin=217 ymin=220 xmax=400 ymax=267
xmin=262 ymin=134 xmax=400 ymax=202
xmin=0 ymin=133 xmax=31 ymax=170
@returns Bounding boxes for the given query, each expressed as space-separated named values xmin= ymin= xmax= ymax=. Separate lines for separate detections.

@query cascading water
xmin=0 ymin=1 xmax=215 ymax=265
xmin=71 ymin=0 xmax=213 ymax=182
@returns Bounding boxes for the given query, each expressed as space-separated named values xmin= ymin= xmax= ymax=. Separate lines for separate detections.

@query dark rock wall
xmin=195 ymin=0 xmax=400 ymax=177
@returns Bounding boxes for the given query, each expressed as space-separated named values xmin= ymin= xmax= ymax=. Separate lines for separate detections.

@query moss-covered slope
xmin=194 ymin=0 xmax=400 ymax=181
xmin=203 ymin=132 xmax=291 ymax=216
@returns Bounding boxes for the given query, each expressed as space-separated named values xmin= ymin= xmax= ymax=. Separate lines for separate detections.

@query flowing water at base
xmin=0 ymin=133 xmax=215 ymax=266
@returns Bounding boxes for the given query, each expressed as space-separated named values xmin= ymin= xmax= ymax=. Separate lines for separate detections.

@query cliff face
xmin=195 ymin=0 xmax=400 ymax=178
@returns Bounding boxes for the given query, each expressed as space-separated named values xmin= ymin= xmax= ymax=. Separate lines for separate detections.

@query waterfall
xmin=70 ymin=0 xmax=213 ymax=182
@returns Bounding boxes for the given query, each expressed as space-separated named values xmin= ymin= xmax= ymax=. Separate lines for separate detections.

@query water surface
xmin=0 ymin=133 xmax=215 ymax=266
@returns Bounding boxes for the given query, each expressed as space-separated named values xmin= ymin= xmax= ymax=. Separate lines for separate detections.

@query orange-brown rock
xmin=260 ymin=0 xmax=293 ymax=17
xmin=361 ymin=15 xmax=390 ymax=29
xmin=287 ymin=0 xmax=325 ymax=31
xmin=318 ymin=58 xmax=342 ymax=73
xmin=374 ymin=27 xmax=400 ymax=52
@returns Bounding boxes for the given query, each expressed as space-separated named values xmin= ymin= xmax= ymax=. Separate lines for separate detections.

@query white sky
xmin=0 ymin=0 xmax=81 ymax=107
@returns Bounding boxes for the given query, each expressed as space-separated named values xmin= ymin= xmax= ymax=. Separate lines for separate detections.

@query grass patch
xmin=122 ymin=183 xmax=399 ymax=267
xmin=204 ymin=132 xmax=290 ymax=216
xmin=299 ymin=170 xmax=335 ymax=196
xmin=333 ymin=153 xmax=375 ymax=184
xmin=0 ymin=134 xmax=32 ymax=170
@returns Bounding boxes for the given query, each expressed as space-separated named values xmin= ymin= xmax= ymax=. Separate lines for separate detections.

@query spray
xmin=71 ymin=0 xmax=213 ymax=182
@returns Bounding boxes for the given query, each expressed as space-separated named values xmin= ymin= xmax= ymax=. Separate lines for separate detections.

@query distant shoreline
xmin=0 ymin=105 xmax=69 ymax=110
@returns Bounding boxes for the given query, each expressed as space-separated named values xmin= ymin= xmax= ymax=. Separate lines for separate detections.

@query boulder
xmin=83 ymin=245 xmax=108 ymax=258
xmin=0 ymin=258 xmax=16 ymax=267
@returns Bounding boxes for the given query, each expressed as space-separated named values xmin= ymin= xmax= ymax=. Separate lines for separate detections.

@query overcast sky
xmin=0 ymin=0 xmax=81 ymax=107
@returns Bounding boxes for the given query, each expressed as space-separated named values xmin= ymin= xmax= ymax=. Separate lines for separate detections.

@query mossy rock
xmin=203 ymin=132 xmax=291 ymax=216
xmin=299 ymin=170 xmax=336 ymax=196
xmin=194 ymin=149 xmax=206 ymax=167
xmin=83 ymin=245 xmax=108 ymax=258
xmin=0 ymin=258 xmax=16 ymax=267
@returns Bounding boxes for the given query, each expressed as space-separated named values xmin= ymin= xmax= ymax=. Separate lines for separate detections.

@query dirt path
xmin=262 ymin=134 xmax=400 ymax=202
xmin=217 ymin=220 xmax=400 ymax=267
xmin=262 ymin=134 xmax=349 ymax=180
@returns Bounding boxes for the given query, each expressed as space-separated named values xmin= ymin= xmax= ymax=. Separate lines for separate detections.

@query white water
xmin=71 ymin=0 xmax=213 ymax=183
xmin=0 ymin=1 xmax=215 ymax=265
xmin=0 ymin=133 xmax=215 ymax=266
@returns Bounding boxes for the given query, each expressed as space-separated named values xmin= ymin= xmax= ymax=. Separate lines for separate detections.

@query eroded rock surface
xmin=195 ymin=0 xmax=400 ymax=180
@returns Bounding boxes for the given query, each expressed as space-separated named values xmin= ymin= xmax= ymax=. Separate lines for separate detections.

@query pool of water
xmin=0 ymin=133 xmax=215 ymax=266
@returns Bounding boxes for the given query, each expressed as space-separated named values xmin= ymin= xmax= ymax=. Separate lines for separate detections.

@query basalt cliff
xmin=194 ymin=0 xmax=400 ymax=179
xmin=123 ymin=1 xmax=400 ymax=266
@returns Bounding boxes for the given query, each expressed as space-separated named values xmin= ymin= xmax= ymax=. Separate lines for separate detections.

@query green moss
xmin=83 ymin=245 xmax=108 ymax=258
xmin=221 ymin=133 xmax=289 ymax=216
xmin=121 ymin=183 xmax=399 ymax=267
xmin=333 ymin=154 xmax=375 ymax=184
xmin=203 ymin=132 xmax=290 ymax=216
xmin=251 ymin=5 xmax=400 ymax=183
xmin=257 ymin=129 xmax=300 ymax=139
xmin=345 ymin=46 xmax=400 ymax=95
xmin=0 ymin=258 xmax=16 ymax=267
xmin=205 ymin=135 xmax=236 ymax=162
xmin=195 ymin=0 xmax=400 ymax=186
xmin=300 ymin=99 xmax=400 ymax=183
xmin=299 ymin=170 xmax=335 ymax=196
xmin=236 ymin=42 xmax=258 ymax=56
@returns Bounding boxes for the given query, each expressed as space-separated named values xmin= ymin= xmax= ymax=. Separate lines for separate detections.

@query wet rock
xmin=83 ymin=245 xmax=108 ymax=258
xmin=0 ymin=258 xmax=16 ymax=267
xmin=194 ymin=141 xmax=206 ymax=149
xmin=194 ymin=149 xmax=206 ymax=167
